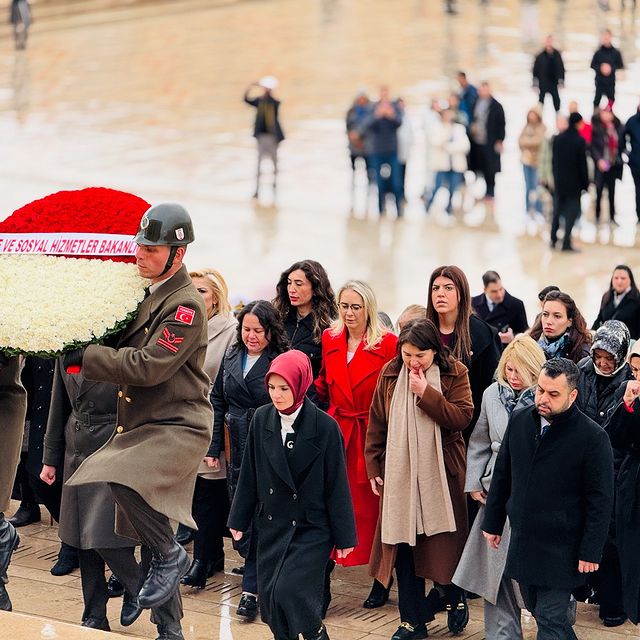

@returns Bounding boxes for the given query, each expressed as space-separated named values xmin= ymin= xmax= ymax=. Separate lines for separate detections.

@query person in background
xmin=483 ymin=358 xmax=614 ymax=640
xmin=396 ymin=98 xmax=414 ymax=203
xmin=471 ymin=271 xmax=529 ymax=347
xmin=592 ymin=265 xmax=640 ymax=340
xmin=591 ymin=107 xmax=624 ymax=227
xmin=454 ymin=336 xmax=545 ymax=640
xmin=447 ymin=94 xmax=469 ymax=129
xmin=378 ymin=312 xmax=395 ymax=333
xmin=469 ymin=82 xmax=505 ymax=200
xmin=180 ymin=269 xmax=237 ymax=589
xmin=244 ymin=76 xmax=285 ymax=199
xmin=396 ymin=304 xmax=427 ymax=333
xmin=209 ymin=300 xmax=289 ymax=622
xmin=533 ymin=34 xmax=565 ymax=113
xmin=551 ymin=112 xmax=589 ymax=252
xmin=591 ymin=29 xmax=624 ymax=108
xmin=569 ymin=101 xmax=593 ymax=146
xmin=529 ymin=290 xmax=592 ymax=362
xmin=229 ymin=350 xmax=357 ymax=640
xmin=538 ymin=113 xmax=568 ymax=209
xmin=456 ymin=71 xmax=478 ymax=126
xmin=366 ymin=320 xmax=474 ymax=639
xmin=425 ymin=109 xmax=470 ymax=217
xmin=518 ymin=106 xmax=546 ymax=219
xmin=623 ymin=103 xmax=640 ymax=224
xmin=628 ymin=341 xmax=640 ymax=380
xmin=346 ymin=91 xmax=374 ymax=207
xmin=9 ymin=0 xmax=31 ymax=50
xmin=315 ymin=280 xmax=397 ymax=610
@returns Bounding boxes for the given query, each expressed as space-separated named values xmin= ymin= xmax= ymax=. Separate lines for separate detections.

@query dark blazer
xmin=606 ymin=399 xmax=640 ymax=623
xmin=624 ymin=111 xmax=640 ymax=175
xmin=470 ymin=97 xmax=506 ymax=175
xmin=228 ymin=399 xmax=357 ymax=638
xmin=244 ymin=94 xmax=285 ymax=142
xmin=471 ymin=291 xmax=529 ymax=337
xmin=483 ymin=404 xmax=614 ymax=589
xmin=553 ymin=128 xmax=589 ymax=198
xmin=592 ymin=290 xmax=640 ymax=339
xmin=533 ymin=48 xmax=565 ymax=87
xmin=591 ymin=45 xmax=624 ymax=85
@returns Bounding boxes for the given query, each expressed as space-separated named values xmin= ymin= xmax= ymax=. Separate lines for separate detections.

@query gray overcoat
xmin=43 ymin=362 xmax=135 ymax=549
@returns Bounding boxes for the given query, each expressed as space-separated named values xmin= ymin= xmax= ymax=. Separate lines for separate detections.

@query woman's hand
xmin=40 ymin=465 xmax=56 ymax=485
xmin=470 ymin=490 xmax=487 ymax=505
xmin=369 ymin=477 xmax=384 ymax=496
xmin=623 ymin=380 xmax=640 ymax=407
xmin=409 ymin=367 xmax=428 ymax=397
xmin=204 ymin=456 xmax=220 ymax=470
xmin=336 ymin=548 xmax=354 ymax=559
xmin=230 ymin=529 xmax=243 ymax=541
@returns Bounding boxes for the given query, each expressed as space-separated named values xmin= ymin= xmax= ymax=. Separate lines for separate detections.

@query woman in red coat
xmin=316 ymin=280 xmax=398 ymax=610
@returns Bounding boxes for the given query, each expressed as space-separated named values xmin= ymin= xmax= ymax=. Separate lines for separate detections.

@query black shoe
xmin=321 ymin=559 xmax=335 ymax=618
xmin=156 ymin=622 xmax=185 ymax=640
xmin=181 ymin=558 xmax=209 ymax=589
xmin=549 ymin=239 xmax=557 ymax=249
xmin=561 ymin=245 xmax=581 ymax=253
xmin=236 ymin=593 xmax=258 ymax=621
xmin=0 ymin=519 xmax=19 ymax=579
xmin=107 ymin=573 xmax=125 ymax=598
xmin=137 ymin=541 xmax=190 ymax=609
xmin=50 ymin=551 xmax=79 ymax=576
xmin=424 ymin=587 xmax=446 ymax=621
xmin=304 ymin=624 xmax=330 ymax=640
xmin=0 ymin=583 xmax=11 ymax=612
xmin=363 ymin=578 xmax=392 ymax=609
xmin=603 ymin=614 xmax=627 ymax=627
xmin=231 ymin=564 xmax=245 ymax=575
xmin=175 ymin=524 xmax=194 ymax=546
xmin=81 ymin=617 xmax=111 ymax=631
xmin=208 ymin=554 xmax=225 ymax=573
xmin=391 ymin=622 xmax=428 ymax=639
xmin=121 ymin=590 xmax=143 ymax=627
xmin=8 ymin=504 xmax=41 ymax=528
xmin=446 ymin=597 xmax=469 ymax=635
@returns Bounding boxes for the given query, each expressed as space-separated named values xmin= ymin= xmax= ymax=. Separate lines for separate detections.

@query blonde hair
xmin=396 ymin=304 xmax=427 ymax=332
xmin=189 ymin=268 xmax=232 ymax=316
xmin=330 ymin=280 xmax=387 ymax=350
xmin=496 ymin=334 xmax=546 ymax=388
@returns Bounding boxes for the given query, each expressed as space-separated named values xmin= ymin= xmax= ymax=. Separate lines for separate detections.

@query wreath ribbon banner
xmin=0 ymin=233 xmax=137 ymax=256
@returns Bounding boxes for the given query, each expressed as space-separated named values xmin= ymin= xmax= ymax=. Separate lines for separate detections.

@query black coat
xmin=552 ymin=128 xmax=589 ymax=198
xmin=624 ymin=112 xmax=640 ymax=175
xmin=244 ymin=94 xmax=285 ymax=142
xmin=592 ymin=290 xmax=640 ymax=339
xmin=533 ymin=48 xmax=565 ymax=88
xmin=21 ymin=357 xmax=55 ymax=478
xmin=284 ymin=310 xmax=323 ymax=405
xmin=228 ymin=399 xmax=357 ymax=639
xmin=471 ymin=291 xmax=529 ymax=337
xmin=607 ymin=400 xmax=640 ymax=622
xmin=483 ymin=404 xmax=614 ymax=589
xmin=591 ymin=45 xmax=624 ymax=86
xmin=591 ymin=118 xmax=625 ymax=181
xmin=470 ymin=98 xmax=506 ymax=174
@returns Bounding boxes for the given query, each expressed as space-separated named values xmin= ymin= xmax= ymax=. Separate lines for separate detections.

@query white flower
xmin=0 ymin=255 xmax=148 ymax=356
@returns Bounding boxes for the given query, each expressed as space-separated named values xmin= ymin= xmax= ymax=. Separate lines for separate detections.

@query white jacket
xmin=427 ymin=120 xmax=470 ymax=173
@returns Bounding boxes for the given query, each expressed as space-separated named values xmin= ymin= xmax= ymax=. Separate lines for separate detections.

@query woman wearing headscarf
xmin=453 ymin=336 xmax=546 ymax=640
xmin=228 ymin=350 xmax=357 ymax=640
xmin=576 ymin=320 xmax=633 ymax=628
xmin=365 ymin=319 xmax=473 ymax=639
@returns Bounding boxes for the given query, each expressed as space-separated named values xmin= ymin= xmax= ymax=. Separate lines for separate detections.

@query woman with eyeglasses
xmin=529 ymin=290 xmax=591 ymax=363
xmin=315 ymin=280 xmax=397 ymax=610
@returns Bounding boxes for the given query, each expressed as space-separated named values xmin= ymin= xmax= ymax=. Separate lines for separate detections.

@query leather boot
xmin=138 ymin=541 xmax=190 ymax=609
xmin=321 ymin=559 xmax=335 ymax=618
xmin=0 ymin=515 xmax=19 ymax=580
xmin=107 ymin=573 xmax=125 ymax=598
xmin=363 ymin=577 xmax=393 ymax=609
xmin=8 ymin=503 xmax=41 ymax=528
xmin=81 ymin=617 xmax=111 ymax=631
xmin=304 ymin=624 xmax=330 ymax=640
xmin=121 ymin=590 xmax=143 ymax=627
xmin=180 ymin=558 xmax=209 ymax=588
xmin=156 ymin=622 xmax=185 ymax=639
xmin=0 ymin=582 xmax=11 ymax=612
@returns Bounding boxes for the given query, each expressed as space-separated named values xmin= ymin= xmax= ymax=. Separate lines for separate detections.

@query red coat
xmin=315 ymin=328 xmax=398 ymax=566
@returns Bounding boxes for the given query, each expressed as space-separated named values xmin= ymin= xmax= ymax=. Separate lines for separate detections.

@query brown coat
xmin=66 ymin=266 xmax=213 ymax=533
xmin=0 ymin=356 xmax=26 ymax=512
xmin=365 ymin=357 xmax=473 ymax=587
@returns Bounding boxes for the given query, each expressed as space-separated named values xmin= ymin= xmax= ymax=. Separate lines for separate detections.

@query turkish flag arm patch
xmin=175 ymin=305 xmax=195 ymax=325
xmin=157 ymin=328 xmax=184 ymax=353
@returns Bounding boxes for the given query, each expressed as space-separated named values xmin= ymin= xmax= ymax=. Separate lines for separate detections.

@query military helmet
xmin=134 ymin=203 xmax=195 ymax=246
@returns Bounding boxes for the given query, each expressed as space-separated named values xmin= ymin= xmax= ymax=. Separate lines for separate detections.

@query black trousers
xmin=192 ymin=476 xmax=228 ymax=561
xmin=632 ymin=171 xmax=640 ymax=221
xmin=108 ymin=483 xmax=183 ymax=625
xmin=520 ymin=584 xmax=578 ymax=640
xmin=591 ymin=536 xmax=625 ymax=618
xmin=78 ymin=547 xmax=135 ymax=622
xmin=594 ymin=170 xmax=617 ymax=222
xmin=539 ymin=84 xmax=561 ymax=112
xmin=594 ymin=80 xmax=616 ymax=107
xmin=551 ymin=194 xmax=580 ymax=249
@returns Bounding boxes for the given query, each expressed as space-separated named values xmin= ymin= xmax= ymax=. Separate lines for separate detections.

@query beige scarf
xmin=381 ymin=364 xmax=456 ymax=546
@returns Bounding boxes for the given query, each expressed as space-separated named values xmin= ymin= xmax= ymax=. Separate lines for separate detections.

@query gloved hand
xmin=62 ymin=348 xmax=84 ymax=374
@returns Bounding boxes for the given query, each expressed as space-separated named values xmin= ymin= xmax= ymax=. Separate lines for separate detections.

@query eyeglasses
xmin=339 ymin=302 xmax=363 ymax=312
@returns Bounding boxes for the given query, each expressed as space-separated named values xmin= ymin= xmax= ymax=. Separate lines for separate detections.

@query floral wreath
xmin=0 ymin=187 xmax=150 ymax=358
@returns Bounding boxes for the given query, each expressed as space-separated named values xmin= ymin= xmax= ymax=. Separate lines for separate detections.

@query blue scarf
xmin=537 ymin=332 xmax=567 ymax=359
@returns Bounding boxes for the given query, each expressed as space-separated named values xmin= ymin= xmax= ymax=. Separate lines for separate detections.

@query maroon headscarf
xmin=265 ymin=350 xmax=313 ymax=415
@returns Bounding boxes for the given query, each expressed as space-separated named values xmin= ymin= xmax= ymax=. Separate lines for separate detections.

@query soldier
xmin=0 ymin=355 xmax=27 ymax=611
xmin=63 ymin=203 xmax=213 ymax=640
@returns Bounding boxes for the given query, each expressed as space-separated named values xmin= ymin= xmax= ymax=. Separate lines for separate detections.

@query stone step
xmin=0 ymin=610 xmax=130 ymax=639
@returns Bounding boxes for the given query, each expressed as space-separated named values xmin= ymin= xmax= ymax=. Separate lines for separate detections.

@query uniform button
xmin=144 ymin=328 xmax=149 ymax=334
xmin=267 ymin=515 xmax=273 ymax=521
xmin=292 ymin=493 xmax=297 ymax=500
xmin=599 ymin=411 xmax=604 ymax=416
xmin=292 ymin=520 xmax=296 ymax=527
xmin=38 ymin=385 xmax=43 ymax=391
xmin=88 ymin=401 xmax=95 ymax=408
xmin=36 ymin=405 xmax=42 ymax=411
xmin=89 ymin=427 xmax=94 ymax=432
xmin=125 ymin=397 xmax=132 ymax=403
xmin=116 ymin=426 xmax=124 ymax=434
xmin=118 ymin=391 xmax=123 ymax=398
xmin=269 ymin=488 xmax=274 ymax=494
xmin=74 ymin=450 xmax=79 ymax=456
xmin=75 ymin=425 xmax=80 ymax=431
